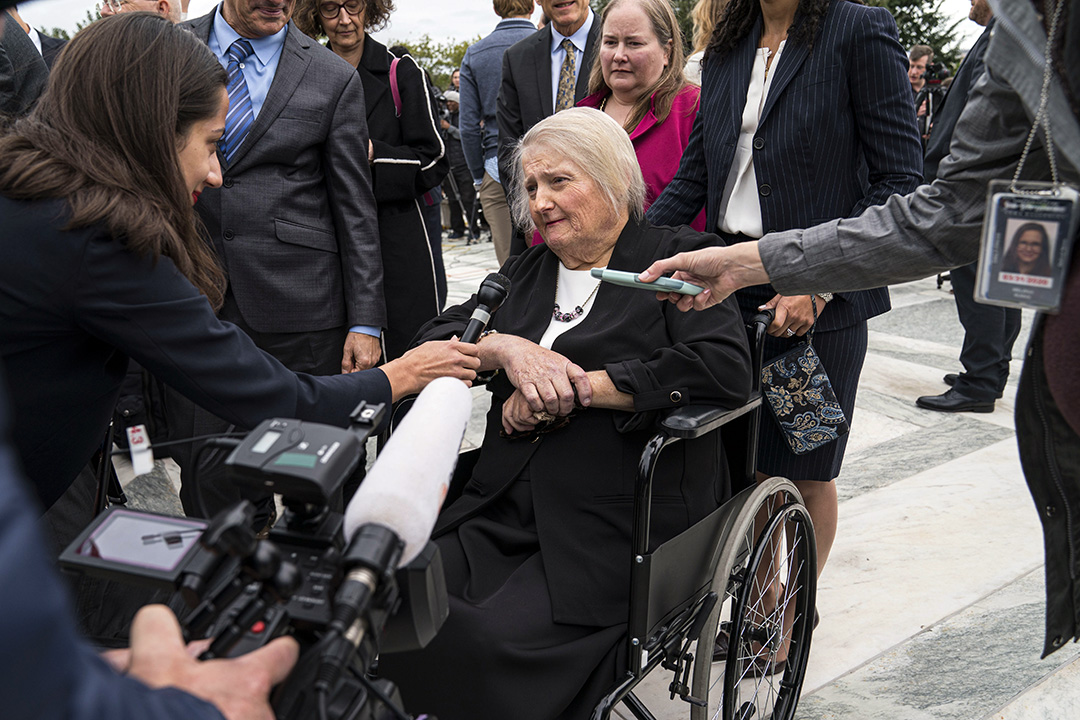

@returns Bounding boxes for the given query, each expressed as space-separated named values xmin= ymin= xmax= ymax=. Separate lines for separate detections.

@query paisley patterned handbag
xmin=760 ymin=297 xmax=849 ymax=455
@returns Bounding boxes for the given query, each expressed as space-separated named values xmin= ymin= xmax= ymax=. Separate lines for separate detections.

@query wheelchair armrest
xmin=659 ymin=399 xmax=762 ymax=440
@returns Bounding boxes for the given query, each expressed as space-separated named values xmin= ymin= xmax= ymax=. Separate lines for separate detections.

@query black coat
xmin=414 ymin=219 xmax=753 ymax=626
xmin=357 ymin=37 xmax=450 ymax=358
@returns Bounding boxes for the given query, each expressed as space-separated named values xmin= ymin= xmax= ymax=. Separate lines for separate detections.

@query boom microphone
xmin=316 ymin=378 xmax=472 ymax=691
xmin=459 ymin=273 xmax=511 ymax=344
xmin=343 ymin=376 xmax=472 ymax=565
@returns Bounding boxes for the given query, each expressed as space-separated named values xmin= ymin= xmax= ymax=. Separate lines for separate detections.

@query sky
xmin=16 ymin=0 xmax=981 ymax=49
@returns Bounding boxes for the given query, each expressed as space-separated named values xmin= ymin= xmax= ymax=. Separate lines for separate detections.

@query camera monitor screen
xmin=61 ymin=508 xmax=208 ymax=587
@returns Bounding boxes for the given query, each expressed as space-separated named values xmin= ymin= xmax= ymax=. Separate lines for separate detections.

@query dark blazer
xmin=357 ymin=37 xmax=449 ymax=359
xmin=496 ymin=18 xmax=601 ymax=186
xmin=38 ymin=32 xmax=66 ymax=69
xmin=923 ymin=20 xmax=994 ymax=182
xmin=0 ymin=196 xmax=392 ymax=510
xmin=185 ymin=10 xmax=384 ymax=334
xmin=0 ymin=11 xmax=47 ymax=123
xmin=648 ymin=0 xmax=923 ymax=330
xmin=414 ymin=220 xmax=753 ymax=627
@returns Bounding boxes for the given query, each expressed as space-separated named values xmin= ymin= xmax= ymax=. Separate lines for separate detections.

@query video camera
xmin=922 ymin=61 xmax=948 ymax=86
xmin=60 ymin=378 xmax=474 ymax=720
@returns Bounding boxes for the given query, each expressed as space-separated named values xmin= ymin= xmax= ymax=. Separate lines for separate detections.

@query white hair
xmin=508 ymin=107 xmax=647 ymax=232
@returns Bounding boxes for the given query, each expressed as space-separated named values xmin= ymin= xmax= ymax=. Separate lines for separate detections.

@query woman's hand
xmin=381 ymin=338 xmax=481 ymax=402
xmin=487 ymin=335 xmax=592 ymax=416
xmin=501 ymin=389 xmax=544 ymax=435
xmin=638 ymin=244 xmax=770 ymax=312
xmin=759 ymin=294 xmax=821 ymax=337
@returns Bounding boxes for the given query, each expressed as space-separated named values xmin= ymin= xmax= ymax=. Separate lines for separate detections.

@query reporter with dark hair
xmin=0 ymin=12 xmax=478 ymax=640
xmin=0 ymin=12 xmax=478 ymax=510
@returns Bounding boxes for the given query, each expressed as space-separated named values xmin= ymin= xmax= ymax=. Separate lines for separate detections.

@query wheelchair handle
xmin=748 ymin=308 xmax=775 ymax=330
xmin=747 ymin=309 xmax=774 ymax=396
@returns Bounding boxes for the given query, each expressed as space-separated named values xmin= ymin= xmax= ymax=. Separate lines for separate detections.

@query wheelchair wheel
xmin=688 ymin=477 xmax=816 ymax=720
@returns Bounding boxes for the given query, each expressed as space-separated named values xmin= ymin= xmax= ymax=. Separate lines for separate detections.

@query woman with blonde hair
xmin=685 ymin=0 xmax=729 ymax=83
xmin=578 ymin=0 xmax=705 ymax=229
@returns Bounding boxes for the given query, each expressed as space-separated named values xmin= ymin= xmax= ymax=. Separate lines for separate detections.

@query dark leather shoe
xmin=916 ymin=389 xmax=995 ymax=413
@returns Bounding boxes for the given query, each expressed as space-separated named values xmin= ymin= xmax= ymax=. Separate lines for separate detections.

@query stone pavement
xmin=118 ymin=232 xmax=1080 ymax=719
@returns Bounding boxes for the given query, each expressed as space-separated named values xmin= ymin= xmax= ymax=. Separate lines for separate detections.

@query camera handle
xmin=172 ymin=499 xmax=301 ymax=656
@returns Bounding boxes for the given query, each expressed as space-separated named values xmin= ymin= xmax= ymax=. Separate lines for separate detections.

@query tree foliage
xmin=40 ymin=8 xmax=101 ymax=42
xmin=867 ymin=0 xmax=963 ymax=70
xmin=389 ymin=34 xmax=480 ymax=90
xmin=590 ymin=0 xmax=696 ymax=54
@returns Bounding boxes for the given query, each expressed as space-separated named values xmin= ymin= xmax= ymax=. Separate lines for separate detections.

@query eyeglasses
xmin=318 ymin=0 xmax=363 ymax=20
xmin=96 ymin=0 xmax=123 ymax=12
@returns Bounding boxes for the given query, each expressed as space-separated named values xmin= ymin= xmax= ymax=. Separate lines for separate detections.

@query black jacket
xmin=0 ymin=196 xmax=391 ymax=509
xmin=357 ymin=37 xmax=449 ymax=358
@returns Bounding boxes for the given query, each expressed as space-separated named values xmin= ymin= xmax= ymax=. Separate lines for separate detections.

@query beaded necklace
xmin=552 ymin=272 xmax=602 ymax=322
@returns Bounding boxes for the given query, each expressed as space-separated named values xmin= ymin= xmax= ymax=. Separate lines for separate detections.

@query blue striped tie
xmin=221 ymin=39 xmax=255 ymax=164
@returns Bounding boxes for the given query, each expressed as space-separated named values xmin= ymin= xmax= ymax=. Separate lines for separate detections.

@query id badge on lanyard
xmin=975 ymin=180 xmax=1080 ymax=313
xmin=973 ymin=0 xmax=1078 ymax=314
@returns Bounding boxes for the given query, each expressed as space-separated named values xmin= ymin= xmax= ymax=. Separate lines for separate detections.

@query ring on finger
xmin=784 ymin=328 xmax=795 ymax=337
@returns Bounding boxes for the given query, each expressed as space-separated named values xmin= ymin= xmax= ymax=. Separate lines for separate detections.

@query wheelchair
xmin=591 ymin=310 xmax=818 ymax=720
xmin=387 ymin=309 xmax=818 ymax=720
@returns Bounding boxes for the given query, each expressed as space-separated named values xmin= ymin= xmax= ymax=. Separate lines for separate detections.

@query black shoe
xmin=943 ymin=373 xmax=1003 ymax=398
xmin=916 ymin=388 xmax=995 ymax=413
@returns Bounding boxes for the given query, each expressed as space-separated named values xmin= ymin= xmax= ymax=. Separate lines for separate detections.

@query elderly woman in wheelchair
xmin=378 ymin=108 xmax=760 ymax=719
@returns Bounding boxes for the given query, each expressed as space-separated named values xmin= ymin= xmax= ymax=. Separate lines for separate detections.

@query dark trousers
xmin=951 ymin=261 xmax=1023 ymax=399
xmin=165 ymin=292 xmax=357 ymax=524
xmin=444 ymin=162 xmax=478 ymax=236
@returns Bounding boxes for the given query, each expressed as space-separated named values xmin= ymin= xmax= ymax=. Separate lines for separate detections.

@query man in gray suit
xmin=174 ymin=0 xmax=384 ymax=524
xmin=0 ymin=7 xmax=46 ymax=126
xmin=496 ymin=0 xmax=600 ymax=255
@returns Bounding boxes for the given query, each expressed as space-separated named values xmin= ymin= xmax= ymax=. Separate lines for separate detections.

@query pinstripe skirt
xmin=737 ymin=286 xmax=869 ymax=482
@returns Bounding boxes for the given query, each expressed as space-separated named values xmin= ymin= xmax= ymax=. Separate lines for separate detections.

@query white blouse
xmin=717 ymin=40 xmax=786 ymax=239
xmin=539 ymin=264 xmax=604 ymax=350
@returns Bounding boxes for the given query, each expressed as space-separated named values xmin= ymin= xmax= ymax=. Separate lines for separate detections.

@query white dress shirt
xmin=717 ymin=41 xmax=786 ymax=238
xmin=548 ymin=11 xmax=595 ymax=112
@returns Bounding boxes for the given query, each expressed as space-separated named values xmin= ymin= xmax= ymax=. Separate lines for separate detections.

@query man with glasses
xmin=99 ymin=0 xmax=182 ymax=23
xmin=170 ymin=0 xmax=383 ymax=527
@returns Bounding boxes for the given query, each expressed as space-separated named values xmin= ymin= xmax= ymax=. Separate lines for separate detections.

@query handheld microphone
xmin=342 ymin=376 xmax=472 ymax=565
xmin=459 ymin=273 xmax=511 ymax=344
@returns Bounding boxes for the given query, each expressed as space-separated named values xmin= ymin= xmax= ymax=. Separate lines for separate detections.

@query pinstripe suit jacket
xmin=185 ymin=11 xmax=385 ymax=334
xmin=648 ymin=0 xmax=923 ymax=331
